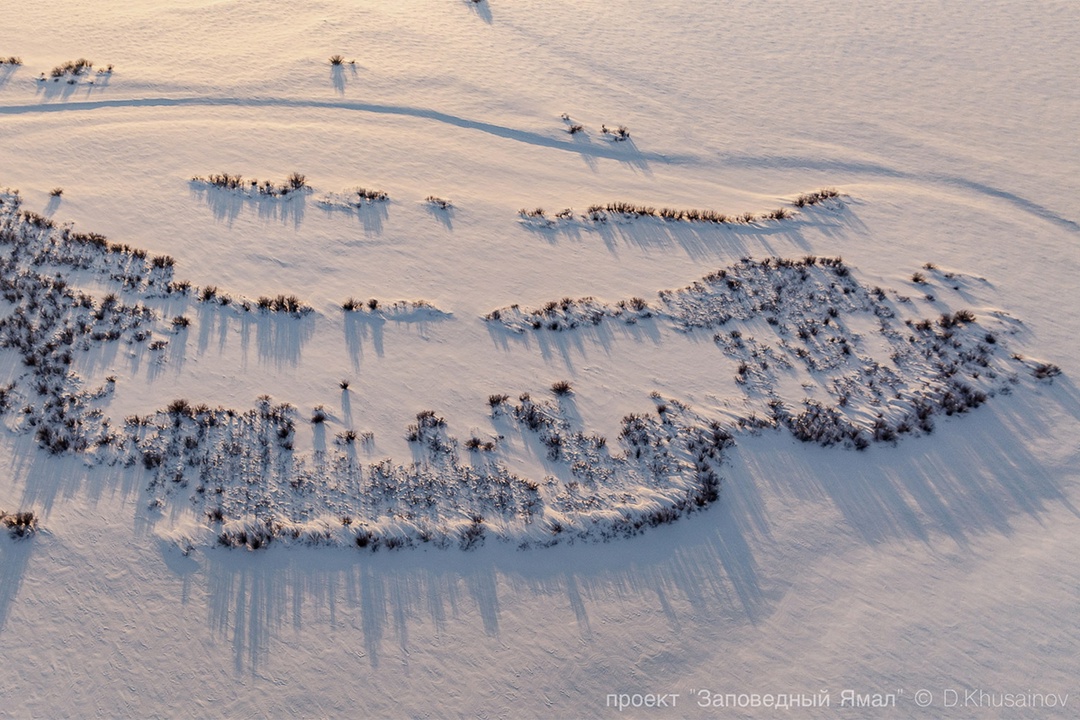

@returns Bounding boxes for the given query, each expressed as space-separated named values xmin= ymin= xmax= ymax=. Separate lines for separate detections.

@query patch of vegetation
xmin=191 ymin=172 xmax=309 ymax=198
xmin=49 ymin=58 xmax=93 ymax=78
xmin=1 ymin=510 xmax=38 ymax=539
xmin=0 ymin=188 xmax=1050 ymax=554
xmin=519 ymin=193 xmax=830 ymax=228
xmin=254 ymin=294 xmax=309 ymax=315
xmin=601 ymin=124 xmax=630 ymax=141
xmin=1033 ymin=363 xmax=1062 ymax=380
xmin=551 ymin=380 xmax=573 ymax=396
xmin=317 ymin=186 xmax=389 ymax=211
xmin=792 ymin=188 xmax=840 ymax=207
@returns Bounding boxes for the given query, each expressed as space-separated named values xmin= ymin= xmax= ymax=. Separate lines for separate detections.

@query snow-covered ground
xmin=1 ymin=1 xmax=1078 ymax=716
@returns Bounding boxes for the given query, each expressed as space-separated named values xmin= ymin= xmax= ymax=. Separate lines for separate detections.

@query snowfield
xmin=1 ymin=1 xmax=1078 ymax=717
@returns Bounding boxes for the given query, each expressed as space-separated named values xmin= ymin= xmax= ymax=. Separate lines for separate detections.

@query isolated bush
xmin=1 ymin=510 xmax=38 ymax=538
xmin=551 ymin=380 xmax=573 ymax=396
xmin=1033 ymin=363 xmax=1061 ymax=380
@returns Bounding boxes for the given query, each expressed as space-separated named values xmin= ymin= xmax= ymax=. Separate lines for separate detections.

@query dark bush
xmin=1 ymin=510 xmax=38 ymax=538
xmin=551 ymin=380 xmax=573 ymax=396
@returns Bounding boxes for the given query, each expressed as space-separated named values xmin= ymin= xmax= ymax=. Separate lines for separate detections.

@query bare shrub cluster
xmin=792 ymin=188 xmax=840 ymax=207
xmin=1 ymin=510 xmax=38 ymax=538
xmin=191 ymin=172 xmax=308 ymax=198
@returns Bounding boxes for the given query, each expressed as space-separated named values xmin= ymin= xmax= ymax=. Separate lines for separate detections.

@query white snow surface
xmin=2 ymin=1 xmax=1079 ymax=717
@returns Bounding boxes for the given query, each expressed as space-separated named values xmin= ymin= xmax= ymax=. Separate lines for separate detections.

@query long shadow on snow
xmin=319 ymin=200 xmax=389 ymax=236
xmin=718 ymin=152 xmax=1080 ymax=234
xmin=343 ymin=310 xmax=452 ymax=370
xmin=0 ymin=532 xmax=36 ymax=633
xmin=525 ymin=211 xmax=819 ymax=262
xmin=0 ymin=66 xmax=20 ymax=89
xmin=253 ymin=312 xmax=316 ymax=369
xmin=180 ymin=381 xmax=1078 ymax=673
xmin=2 ymin=360 xmax=1072 ymax=672
xmin=0 ymin=97 xmax=690 ymax=167
xmin=732 ymin=387 xmax=1078 ymax=548
xmin=464 ymin=0 xmax=493 ymax=24
xmin=196 ymin=481 xmax=769 ymax=674
xmin=0 ymin=441 xmax=146 ymax=633
xmin=485 ymin=315 xmax=664 ymax=375
xmin=190 ymin=185 xmax=307 ymax=229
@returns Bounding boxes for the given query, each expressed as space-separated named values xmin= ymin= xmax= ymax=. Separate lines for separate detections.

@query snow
xmin=2 ymin=0 xmax=1079 ymax=716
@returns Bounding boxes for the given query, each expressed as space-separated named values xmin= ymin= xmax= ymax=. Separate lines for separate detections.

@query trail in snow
xmin=717 ymin=153 xmax=1080 ymax=233
xmin=4 ymin=95 xmax=1073 ymax=231
xmin=0 ymin=95 xmax=686 ymax=167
